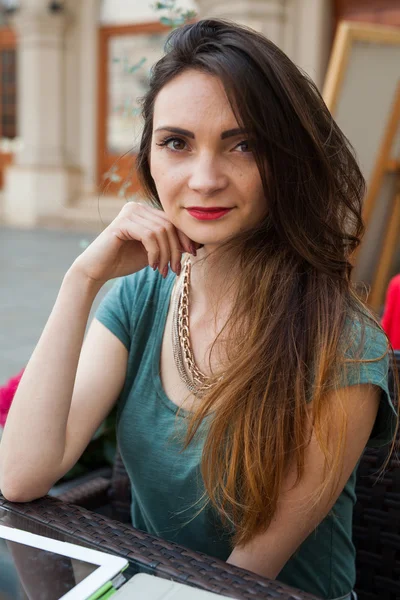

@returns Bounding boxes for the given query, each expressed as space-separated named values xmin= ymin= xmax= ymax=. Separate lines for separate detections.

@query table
xmin=0 ymin=493 xmax=320 ymax=600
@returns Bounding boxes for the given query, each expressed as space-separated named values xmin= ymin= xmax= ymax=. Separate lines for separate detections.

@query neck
xmin=188 ymin=244 xmax=240 ymax=313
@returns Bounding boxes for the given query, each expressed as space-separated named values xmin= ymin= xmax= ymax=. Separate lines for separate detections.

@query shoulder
xmin=342 ymin=310 xmax=389 ymax=364
xmin=111 ymin=266 xmax=175 ymax=307
xmin=340 ymin=311 xmax=397 ymax=447
xmin=95 ymin=267 xmax=175 ymax=350
xmin=339 ymin=310 xmax=390 ymax=407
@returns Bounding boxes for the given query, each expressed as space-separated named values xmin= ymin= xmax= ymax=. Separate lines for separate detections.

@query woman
xmin=0 ymin=19 xmax=397 ymax=600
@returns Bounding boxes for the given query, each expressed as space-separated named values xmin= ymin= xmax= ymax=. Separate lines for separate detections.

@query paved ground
xmin=0 ymin=226 xmax=109 ymax=384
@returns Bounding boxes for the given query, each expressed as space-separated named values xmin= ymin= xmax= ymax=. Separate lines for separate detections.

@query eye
xmin=234 ymin=140 xmax=252 ymax=153
xmin=156 ymin=136 xmax=187 ymax=152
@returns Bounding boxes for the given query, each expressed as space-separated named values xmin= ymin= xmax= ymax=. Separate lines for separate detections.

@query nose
xmin=187 ymin=154 xmax=228 ymax=196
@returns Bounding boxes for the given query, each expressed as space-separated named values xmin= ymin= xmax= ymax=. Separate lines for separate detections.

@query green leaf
xmin=103 ymin=165 xmax=122 ymax=183
xmin=170 ymin=17 xmax=186 ymax=27
xmin=182 ymin=10 xmax=197 ymax=19
xmin=160 ymin=16 xmax=175 ymax=26
xmin=103 ymin=440 xmax=117 ymax=465
xmin=79 ymin=239 xmax=90 ymax=250
xmin=129 ymin=57 xmax=147 ymax=73
xmin=118 ymin=180 xmax=132 ymax=198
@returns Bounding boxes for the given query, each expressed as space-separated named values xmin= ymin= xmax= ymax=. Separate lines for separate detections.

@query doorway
xmin=0 ymin=27 xmax=16 ymax=189
xmin=97 ymin=22 xmax=168 ymax=197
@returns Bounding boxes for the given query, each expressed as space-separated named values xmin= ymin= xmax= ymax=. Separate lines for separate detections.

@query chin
xmin=174 ymin=214 xmax=239 ymax=244
xmin=193 ymin=234 xmax=237 ymax=248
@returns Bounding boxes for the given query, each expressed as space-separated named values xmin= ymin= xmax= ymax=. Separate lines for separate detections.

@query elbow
xmin=1 ymin=483 xmax=44 ymax=503
xmin=1 ymin=486 xmax=28 ymax=503
xmin=1 ymin=483 xmax=49 ymax=504
xmin=0 ymin=470 xmax=51 ymax=503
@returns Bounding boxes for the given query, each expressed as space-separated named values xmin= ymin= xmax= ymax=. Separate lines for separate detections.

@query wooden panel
xmin=0 ymin=27 xmax=16 ymax=189
xmin=0 ymin=29 xmax=16 ymax=47
xmin=334 ymin=0 xmax=400 ymax=27
xmin=97 ymin=22 xmax=170 ymax=196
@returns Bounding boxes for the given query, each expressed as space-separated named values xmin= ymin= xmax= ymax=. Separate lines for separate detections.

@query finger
xmin=122 ymin=205 xmax=171 ymax=273
xmin=142 ymin=205 xmax=195 ymax=255
xmin=176 ymin=230 xmax=199 ymax=257
xmin=131 ymin=203 xmax=200 ymax=260
xmin=128 ymin=211 xmax=172 ymax=276
xmin=117 ymin=216 xmax=160 ymax=269
xmin=131 ymin=204 xmax=187 ymax=272
xmin=151 ymin=221 xmax=172 ymax=277
xmin=137 ymin=210 xmax=183 ymax=275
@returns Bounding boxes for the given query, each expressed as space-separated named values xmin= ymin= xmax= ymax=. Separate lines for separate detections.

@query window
xmin=1 ymin=47 xmax=17 ymax=139
xmin=98 ymin=23 xmax=167 ymax=195
xmin=0 ymin=27 xmax=16 ymax=187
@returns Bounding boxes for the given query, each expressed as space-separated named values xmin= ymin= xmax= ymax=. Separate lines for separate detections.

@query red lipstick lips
xmin=186 ymin=207 xmax=233 ymax=221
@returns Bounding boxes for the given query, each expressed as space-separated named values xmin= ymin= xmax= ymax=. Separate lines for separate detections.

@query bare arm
xmin=0 ymin=202 xmax=198 ymax=502
xmin=227 ymin=383 xmax=380 ymax=578
xmin=0 ymin=270 xmax=128 ymax=501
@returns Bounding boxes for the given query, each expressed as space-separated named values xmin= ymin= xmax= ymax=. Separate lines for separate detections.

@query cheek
xmin=150 ymin=157 xmax=170 ymax=199
xmin=242 ymin=171 xmax=266 ymax=216
xmin=240 ymin=168 xmax=263 ymax=198
xmin=150 ymin=161 xmax=183 ymax=215
xmin=150 ymin=152 xmax=182 ymax=188
xmin=149 ymin=150 xmax=162 ymax=182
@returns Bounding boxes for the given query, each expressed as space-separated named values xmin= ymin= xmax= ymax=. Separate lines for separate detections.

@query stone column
xmin=76 ymin=0 xmax=100 ymax=195
xmin=3 ymin=0 xmax=81 ymax=227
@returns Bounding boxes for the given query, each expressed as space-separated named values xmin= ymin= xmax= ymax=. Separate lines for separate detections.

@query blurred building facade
xmin=0 ymin=0 xmax=398 ymax=229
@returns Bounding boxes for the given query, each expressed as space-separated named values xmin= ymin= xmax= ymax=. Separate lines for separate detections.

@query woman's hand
xmin=71 ymin=202 xmax=198 ymax=284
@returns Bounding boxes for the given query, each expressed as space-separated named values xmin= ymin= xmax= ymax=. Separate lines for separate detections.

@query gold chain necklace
xmin=171 ymin=256 xmax=223 ymax=398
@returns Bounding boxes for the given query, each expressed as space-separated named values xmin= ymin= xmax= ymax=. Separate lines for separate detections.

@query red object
xmin=187 ymin=208 xmax=233 ymax=220
xmin=381 ymin=274 xmax=400 ymax=350
xmin=0 ymin=369 xmax=24 ymax=427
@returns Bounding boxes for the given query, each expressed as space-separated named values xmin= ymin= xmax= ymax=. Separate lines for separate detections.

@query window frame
xmin=0 ymin=26 xmax=16 ymax=189
xmin=97 ymin=22 xmax=169 ymax=196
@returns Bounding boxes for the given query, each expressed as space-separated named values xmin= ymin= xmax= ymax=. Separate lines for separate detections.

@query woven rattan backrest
xmin=109 ymin=448 xmax=131 ymax=523
xmin=353 ymin=350 xmax=400 ymax=600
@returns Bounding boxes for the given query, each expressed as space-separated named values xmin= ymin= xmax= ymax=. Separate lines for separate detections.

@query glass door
xmin=0 ymin=27 xmax=16 ymax=189
xmin=98 ymin=23 xmax=167 ymax=197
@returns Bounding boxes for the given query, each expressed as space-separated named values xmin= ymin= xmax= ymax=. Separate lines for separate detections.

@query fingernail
xmin=162 ymin=265 xmax=168 ymax=278
xmin=190 ymin=244 xmax=197 ymax=257
xmin=175 ymin=262 xmax=181 ymax=276
xmin=152 ymin=262 xmax=159 ymax=271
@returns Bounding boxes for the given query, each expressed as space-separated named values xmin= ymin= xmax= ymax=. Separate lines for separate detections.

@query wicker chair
xmin=351 ymin=350 xmax=400 ymax=600
xmin=55 ymin=352 xmax=400 ymax=600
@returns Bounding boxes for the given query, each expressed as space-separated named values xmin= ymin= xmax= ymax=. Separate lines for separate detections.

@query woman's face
xmin=150 ymin=70 xmax=266 ymax=248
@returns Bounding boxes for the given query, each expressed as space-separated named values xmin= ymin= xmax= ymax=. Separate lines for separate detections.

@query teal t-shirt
xmin=95 ymin=267 xmax=397 ymax=600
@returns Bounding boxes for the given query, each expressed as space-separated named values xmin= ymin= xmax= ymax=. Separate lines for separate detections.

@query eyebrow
xmin=154 ymin=126 xmax=247 ymax=140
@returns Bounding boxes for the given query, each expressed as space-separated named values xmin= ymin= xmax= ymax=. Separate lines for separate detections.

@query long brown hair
xmin=136 ymin=19 xmax=398 ymax=546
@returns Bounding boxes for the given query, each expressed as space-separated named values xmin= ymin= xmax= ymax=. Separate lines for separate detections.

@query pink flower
xmin=0 ymin=370 xmax=25 ymax=427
